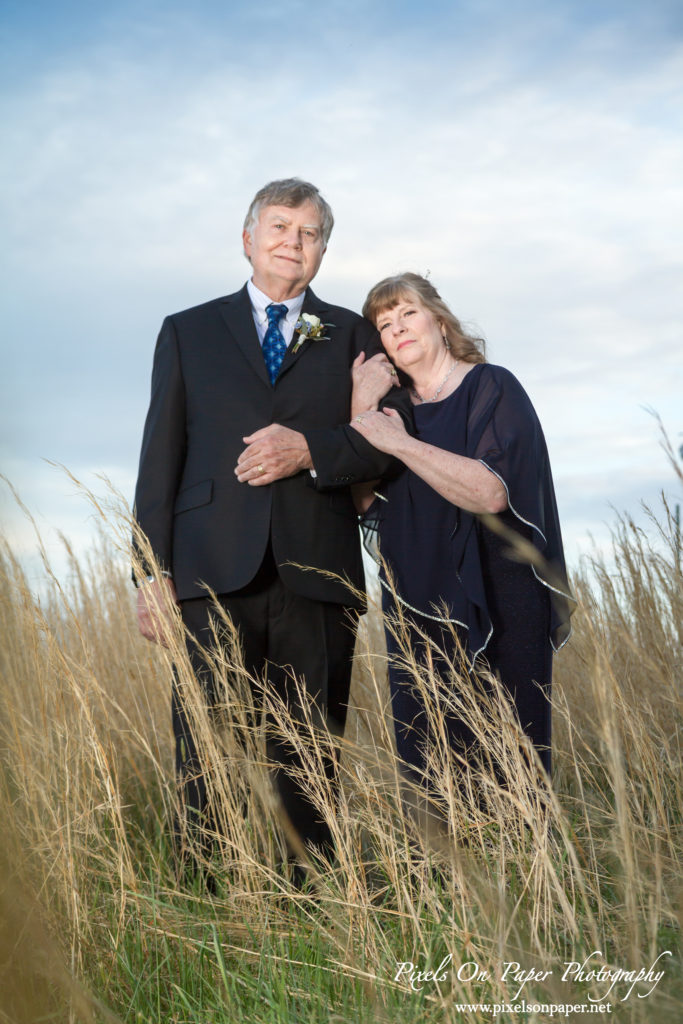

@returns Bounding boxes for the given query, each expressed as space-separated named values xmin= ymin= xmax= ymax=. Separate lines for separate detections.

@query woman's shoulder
xmin=464 ymin=361 xmax=515 ymax=392
xmin=476 ymin=362 xmax=518 ymax=383
xmin=472 ymin=362 xmax=531 ymax=396
xmin=465 ymin=363 xmax=539 ymax=420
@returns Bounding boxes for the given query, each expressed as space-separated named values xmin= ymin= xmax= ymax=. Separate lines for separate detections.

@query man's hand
xmin=235 ymin=424 xmax=313 ymax=485
xmin=137 ymin=577 xmax=180 ymax=647
xmin=351 ymin=351 xmax=399 ymax=418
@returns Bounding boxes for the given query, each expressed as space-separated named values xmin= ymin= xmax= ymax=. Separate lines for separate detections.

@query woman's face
xmin=375 ymin=293 xmax=444 ymax=372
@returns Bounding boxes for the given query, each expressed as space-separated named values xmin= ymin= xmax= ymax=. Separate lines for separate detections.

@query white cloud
xmin=2 ymin=1 xmax=682 ymax=581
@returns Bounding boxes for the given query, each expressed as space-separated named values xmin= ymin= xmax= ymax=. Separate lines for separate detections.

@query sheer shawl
xmin=363 ymin=363 xmax=574 ymax=663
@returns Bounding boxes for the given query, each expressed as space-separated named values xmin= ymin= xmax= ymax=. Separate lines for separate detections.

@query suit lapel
xmin=278 ymin=287 xmax=330 ymax=379
xmin=219 ymin=285 xmax=271 ymax=387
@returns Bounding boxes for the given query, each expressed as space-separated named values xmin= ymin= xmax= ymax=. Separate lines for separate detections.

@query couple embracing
xmin=134 ymin=178 xmax=573 ymax=885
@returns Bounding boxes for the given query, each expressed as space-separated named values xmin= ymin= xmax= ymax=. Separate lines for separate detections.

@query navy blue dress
xmin=365 ymin=363 xmax=573 ymax=778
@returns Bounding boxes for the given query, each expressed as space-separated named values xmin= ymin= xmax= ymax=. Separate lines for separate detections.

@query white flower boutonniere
xmin=291 ymin=313 xmax=334 ymax=353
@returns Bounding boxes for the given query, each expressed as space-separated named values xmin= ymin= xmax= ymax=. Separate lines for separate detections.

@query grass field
xmin=0 ymin=479 xmax=680 ymax=1023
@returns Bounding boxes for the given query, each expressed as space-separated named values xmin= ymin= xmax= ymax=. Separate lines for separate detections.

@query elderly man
xmin=134 ymin=178 xmax=407 ymax=880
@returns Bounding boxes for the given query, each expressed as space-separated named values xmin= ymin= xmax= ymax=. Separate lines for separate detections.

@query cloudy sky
xmin=2 ymin=0 xmax=681 ymax=587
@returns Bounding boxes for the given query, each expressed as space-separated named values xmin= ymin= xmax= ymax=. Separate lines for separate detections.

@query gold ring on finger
xmin=355 ymin=415 xmax=364 ymax=423
xmin=257 ymin=464 xmax=264 ymax=474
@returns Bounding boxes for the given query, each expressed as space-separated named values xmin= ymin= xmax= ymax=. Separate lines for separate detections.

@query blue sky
xmin=2 ymin=0 xmax=682 ymax=585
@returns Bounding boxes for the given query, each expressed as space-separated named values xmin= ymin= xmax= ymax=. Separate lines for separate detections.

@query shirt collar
xmin=247 ymin=279 xmax=306 ymax=324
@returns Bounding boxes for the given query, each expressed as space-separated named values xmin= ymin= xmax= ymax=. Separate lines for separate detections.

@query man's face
xmin=242 ymin=201 xmax=327 ymax=300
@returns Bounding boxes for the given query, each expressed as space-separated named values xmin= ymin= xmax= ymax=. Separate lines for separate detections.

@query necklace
xmin=411 ymin=360 xmax=459 ymax=403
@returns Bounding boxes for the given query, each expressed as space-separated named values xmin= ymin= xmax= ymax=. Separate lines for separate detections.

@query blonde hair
xmin=363 ymin=272 xmax=486 ymax=364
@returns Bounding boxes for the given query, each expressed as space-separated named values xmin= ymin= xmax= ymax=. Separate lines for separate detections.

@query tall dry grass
xmin=0 ymin=474 xmax=680 ymax=1022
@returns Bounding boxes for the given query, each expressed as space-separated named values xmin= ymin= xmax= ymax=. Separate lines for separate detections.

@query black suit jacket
xmin=134 ymin=285 xmax=410 ymax=608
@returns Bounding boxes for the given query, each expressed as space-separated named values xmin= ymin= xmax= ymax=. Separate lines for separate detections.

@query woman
xmin=350 ymin=273 xmax=573 ymax=783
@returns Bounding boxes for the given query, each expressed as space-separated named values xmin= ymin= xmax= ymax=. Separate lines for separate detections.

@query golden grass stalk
xmin=0 ymin=471 xmax=680 ymax=1021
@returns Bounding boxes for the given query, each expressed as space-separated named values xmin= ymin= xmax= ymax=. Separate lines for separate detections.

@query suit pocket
xmin=174 ymin=479 xmax=213 ymax=514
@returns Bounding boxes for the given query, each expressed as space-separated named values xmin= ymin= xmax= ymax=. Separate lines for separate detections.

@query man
xmin=134 ymin=178 xmax=406 ymax=876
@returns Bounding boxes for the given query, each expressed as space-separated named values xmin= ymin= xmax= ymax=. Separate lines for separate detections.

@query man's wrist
xmin=297 ymin=435 xmax=313 ymax=471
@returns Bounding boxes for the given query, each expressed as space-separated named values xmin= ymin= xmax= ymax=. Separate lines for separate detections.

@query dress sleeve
xmin=466 ymin=366 xmax=574 ymax=650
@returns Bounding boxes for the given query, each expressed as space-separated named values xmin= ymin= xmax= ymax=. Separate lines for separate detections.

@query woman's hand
xmin=351 ymin=407 xmax=507 ymax=514
xmin=349 ymin=407 xmax=408 ymax=454
xmin=351 ymin=351 xmax=399 ymax=417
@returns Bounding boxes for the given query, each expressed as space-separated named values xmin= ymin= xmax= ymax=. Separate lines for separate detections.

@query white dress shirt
xmin=247 ymin=279 xmax=306 ymax=347
xmin=246 ymin=279 xmax=317 ymax=476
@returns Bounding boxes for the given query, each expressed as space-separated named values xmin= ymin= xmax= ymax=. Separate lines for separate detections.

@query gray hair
xmin=243 ymin=178 xmax=334 ymax=246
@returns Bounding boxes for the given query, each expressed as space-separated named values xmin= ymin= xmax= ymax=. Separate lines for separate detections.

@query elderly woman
xmin=350 ymin=273 xmax=573 ymax=782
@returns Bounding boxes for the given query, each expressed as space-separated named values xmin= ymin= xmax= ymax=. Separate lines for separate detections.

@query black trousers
xmin=173 ymin=545 xmax=358 ymax=859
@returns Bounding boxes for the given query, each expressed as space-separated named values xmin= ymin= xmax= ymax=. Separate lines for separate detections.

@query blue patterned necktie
xmin=262 ymin=303 xmax=288 ymax=384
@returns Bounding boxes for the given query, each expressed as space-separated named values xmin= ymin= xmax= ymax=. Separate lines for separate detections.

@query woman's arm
xmin=348 ymin=352 xmax=400 ymax=512
xmin=350 ymin=408 xmax=507 ymax=515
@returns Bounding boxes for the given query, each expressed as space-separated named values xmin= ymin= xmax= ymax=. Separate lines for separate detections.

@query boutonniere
xmin=291 ymin=313 xmax=334 ymax=353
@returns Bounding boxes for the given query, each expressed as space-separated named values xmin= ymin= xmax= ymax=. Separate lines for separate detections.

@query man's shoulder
xmin=166 ymin=287 xmax=246 ymax=325
xmin=163 ymin=287 xmax=372 ymax=339
xmin=304 ymin=290 xmax=370 ymax=333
